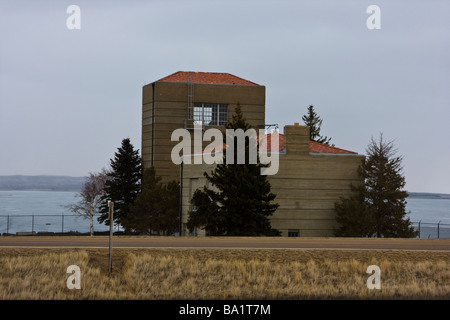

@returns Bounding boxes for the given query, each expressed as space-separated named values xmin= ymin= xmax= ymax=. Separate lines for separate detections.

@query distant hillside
xmin=1 ymin=176 xmax=449 ymax=197
xmin=408 ymin=192 xmax=450 ymax=200
xmin=0 ymin=175 xmax=86 ymax=192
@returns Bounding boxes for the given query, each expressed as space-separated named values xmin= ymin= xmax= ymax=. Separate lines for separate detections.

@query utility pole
xmin=179 ymin=161 xmax=183 ymax=236
xmin=108 ymin=200 xmax=114 ymax=273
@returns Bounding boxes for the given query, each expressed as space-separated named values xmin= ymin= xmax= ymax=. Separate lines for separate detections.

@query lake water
xmin=0 ymin=190 xmax=110 ymax=234
xmin=405 ymin=198 xmax=450 ymax=238
xmin=0 ymin=190 xmax=449 ymax=237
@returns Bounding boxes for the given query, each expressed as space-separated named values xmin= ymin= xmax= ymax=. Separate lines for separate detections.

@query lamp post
xmin=108 ymin=200 xmax=114 ymax=273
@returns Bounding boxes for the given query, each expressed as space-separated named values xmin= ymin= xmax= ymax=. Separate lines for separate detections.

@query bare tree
xmin=66 ymin=169 xmax=109 ymax=236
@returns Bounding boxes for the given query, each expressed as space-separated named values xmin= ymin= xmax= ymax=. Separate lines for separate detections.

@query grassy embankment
xmin=0 ymin=247 xmax=448 ymax=299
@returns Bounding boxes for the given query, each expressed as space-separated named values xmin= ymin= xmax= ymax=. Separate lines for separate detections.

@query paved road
xmin=0 ymin=236 xmax=449 ymax=251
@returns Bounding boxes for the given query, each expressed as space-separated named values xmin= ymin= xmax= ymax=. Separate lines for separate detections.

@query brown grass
xmin=0 ymin=248 xmax=448 ymax=299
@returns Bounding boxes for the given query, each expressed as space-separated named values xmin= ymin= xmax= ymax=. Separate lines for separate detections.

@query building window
xmin=193 ymin=103 xmax=227 ymax=126
xmin=288 ymin=229 xmax=299 ymax=237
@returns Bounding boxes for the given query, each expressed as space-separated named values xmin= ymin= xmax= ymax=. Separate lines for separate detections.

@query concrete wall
xmin=269 ymin=153 xmax=364 ymax=237
xmin=142 ymin=81 xmax=265 ymax=182
xmin=180 ymin=125 xmax=365 ymax=237
xmin=181 ymin=156 xmax=215 ymax=237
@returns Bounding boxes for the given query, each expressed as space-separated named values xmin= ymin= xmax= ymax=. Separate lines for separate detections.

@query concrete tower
xmin=142 ymin=71 xmax=266 ymax=182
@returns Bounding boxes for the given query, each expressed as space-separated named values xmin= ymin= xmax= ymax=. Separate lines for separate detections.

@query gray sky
xmin=1 ymin=0 xmax=449 ymax=194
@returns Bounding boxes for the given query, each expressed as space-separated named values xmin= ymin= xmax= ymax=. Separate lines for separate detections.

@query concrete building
xmin=142 ymin=71 xmax=364 ymax=237
xmin=180 ymin=125 xmax=364 ymax=237
xmin=142 ymin=71 xmax=265 ymax=182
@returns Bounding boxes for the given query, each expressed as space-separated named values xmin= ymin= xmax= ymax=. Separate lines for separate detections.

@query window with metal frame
xmin=193 ymin=103 xmax=228 ymax=126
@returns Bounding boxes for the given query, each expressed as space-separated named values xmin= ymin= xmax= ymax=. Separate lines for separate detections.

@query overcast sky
xmin=1 ymin=0 xmax=449 ymax=194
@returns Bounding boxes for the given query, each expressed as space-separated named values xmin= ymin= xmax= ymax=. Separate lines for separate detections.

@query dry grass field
xmin=0 ymin=247 xmax=448 ymax=300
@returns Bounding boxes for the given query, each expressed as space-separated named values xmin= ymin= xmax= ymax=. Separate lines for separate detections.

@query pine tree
xmin=98 ymin=138 xmax=142 ymax=232
xmin=123 ymin=167 xmax=161 ymax=234
xmin=334 ymin=190 xmax=376 ymax=237
xmin=187 ymin=105 xmax=280 ymax=236
xmin=334 ymin=134 xmax=418 ymax=238
xmin=125 ymin=167 xmax=180 ymax=235
xmin=302 ymin=105 xmax=333 ymax=146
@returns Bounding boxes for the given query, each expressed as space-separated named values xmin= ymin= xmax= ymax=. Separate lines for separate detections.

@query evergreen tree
xmin=125 ymin=167 xmax=180 ymax=235
xmin=98 ymin=138 xmax=142 ymax=232
xmin=334 ymin=134 xmax=418 ymax=238
xmin=302 ymin=105 xmax=333 ymax=146
xmin=187 ymin=105 xmax=280 ymax=236
xmin=334 ymin=191 xmax=376 ymax=237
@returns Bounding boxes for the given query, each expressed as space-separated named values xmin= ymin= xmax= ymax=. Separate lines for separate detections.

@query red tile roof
xmin=261 ymin=134 xmax=356 ymax=154
xmin=157 ymin=71 xmax=259 ymax=86
xmin=309 ymin=140 xmax=357 ymax=154
xmin=258 ymin=133 xmax=284 ymax=152
xmin=200 ymin=133 xmax=357 ymax=154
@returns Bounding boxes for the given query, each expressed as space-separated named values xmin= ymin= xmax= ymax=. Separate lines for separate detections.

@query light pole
xmin=108 ymin=200 xmax=114 ymax=273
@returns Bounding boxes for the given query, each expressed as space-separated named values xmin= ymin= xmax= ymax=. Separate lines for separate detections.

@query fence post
xmin=62 ymin=214 xmax=64 ymax=233
xmin=32 ymin=215 xmax=34 ymax=234
xmin=418 ymin=220 xmax=421 ymax=239
xmin=7 ymin=215 xmax=9 ymax=234
xmin=437 ymin=221 xmax=441 ymax=239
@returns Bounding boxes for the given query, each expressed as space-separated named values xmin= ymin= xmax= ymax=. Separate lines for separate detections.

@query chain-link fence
xmin=0 ymin=214 xmax=110 ymax=235
xmin=1 ymin=215 xmax=449 ymax=238
xmin=411 ymin=221 xmax=450 ymax=239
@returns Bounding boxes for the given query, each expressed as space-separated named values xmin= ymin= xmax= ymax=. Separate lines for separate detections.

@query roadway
xmin=0 ymin=236 xmax=449 ymax=251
